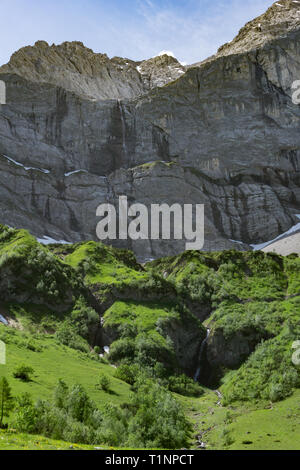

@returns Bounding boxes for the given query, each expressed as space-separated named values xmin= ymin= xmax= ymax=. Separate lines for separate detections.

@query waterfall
xmin=194 ymin=328 xmax=210 ymax=382
xmin=118 ymin=99 xmax=128 ymax=158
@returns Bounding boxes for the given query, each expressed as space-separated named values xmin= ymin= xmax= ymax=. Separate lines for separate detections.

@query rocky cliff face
xmin=0 ymin=41 xmax=186 ymax=100
xmin=0 ymin=0 xmax=299 ymax=260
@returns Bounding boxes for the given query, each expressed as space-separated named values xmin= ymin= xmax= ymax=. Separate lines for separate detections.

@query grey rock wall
xmin=0 ymin=0 xmax=299 ymax=260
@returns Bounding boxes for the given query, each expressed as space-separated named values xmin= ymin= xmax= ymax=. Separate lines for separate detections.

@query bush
xmin=114 ymin=364 xmax=139 ymax=385
xmin=0 ymin=377 xmax=14 ymax=428
xmin=13 ymin=365 xmax=34 ymax=382
xmin=70 ymin=297 xmax=99 ymax=341
xmin=55 ymin=322 xmax=90 ymax=353
xmin=168 ymin=375 xmax=204 ymax=397
xmin=126 ymin=379 xmax=193 ymax=449
xmin=221 ymin=329 xmax=300 ymax=403
xmin=13 ymin=394 xmax=38 ymax=433
xmin=13 ymin=378 xmax=192 ymax=449
xmin=108 ymin=338 xmax=135 ymax=363
xmin=97 ymin=374 xmax=111 ymax=392
xmin=25 ymin=340 xmax=42 ymax=352
xmin=14 ymin=382 xmax=101 ymax=444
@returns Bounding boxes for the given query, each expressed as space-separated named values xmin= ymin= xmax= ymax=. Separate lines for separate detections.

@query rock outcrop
xmin=0 ymin=0 xmax=299 ymax=260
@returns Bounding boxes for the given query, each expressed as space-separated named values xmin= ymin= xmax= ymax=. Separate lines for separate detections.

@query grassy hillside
xmin=180 ymin=389 xmax=300 ymax=450
xmin=0 ymin=225 xmax=299 ymax=450
xmin=0 ymin=325 xmax=131 ymax=406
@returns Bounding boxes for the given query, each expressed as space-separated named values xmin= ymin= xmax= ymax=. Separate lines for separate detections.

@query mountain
xmin=0 ymin=0 xmax=299 ymax=260
xmin=0 ymin=41 xmax=186 ymax=100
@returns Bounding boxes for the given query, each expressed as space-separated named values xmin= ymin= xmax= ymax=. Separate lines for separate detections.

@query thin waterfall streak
xmin=118 ymin=99 xmax=128 ymax=158
xmin=194 ymin=328 xmax=210 ymax=382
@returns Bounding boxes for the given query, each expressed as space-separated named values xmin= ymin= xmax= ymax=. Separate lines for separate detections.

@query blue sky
xmin=0 ymin=0 xmax=273 ymax=66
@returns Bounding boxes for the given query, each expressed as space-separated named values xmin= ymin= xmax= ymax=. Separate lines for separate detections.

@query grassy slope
xmin=0 ymin=325 xmax=131 ymax=407
xmin=179 ymin=389 xmax=300 ymax=450
xmin=63 ymin=241 xmax=147 ymax=286
xmin=1 ymin=319 xmax=299 ymax=451
xmin=0 ymin=430 xmax=98 ymax=450
xmin=0 ymin=324 xmax=133 ymax=450
xmin=0 ymin=226 xmax=299 ymax=450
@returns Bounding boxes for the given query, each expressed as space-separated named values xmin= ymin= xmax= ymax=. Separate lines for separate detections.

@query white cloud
xmin=134 ymin=0 xmax=273 ymax=64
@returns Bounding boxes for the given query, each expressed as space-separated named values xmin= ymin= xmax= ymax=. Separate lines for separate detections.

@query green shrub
xmin=97 ymin=374 xmax=111 ymax=392
xmin=126 ymin=379 xmax=193 ymax=449
xmin=55 ymin=322 xmax=90 ymax=353
xmin=221 ymin=330 xmax=300 ymax=403
xmin=13 ymin=393 xmax=38 ymax=433
xmin=0 ymin=377 xmax=14 ymax=428
xmin=70 ymin=297 xmax=99 ymax=341
xmin=168 ymin=375 xmax=204 ymax=397
xmin=13 ymin=379 xmax=192 ymax=449
xmin=13 ymin=365 xmax=34 ymax=382
xmin=108 ymin=338 xmax=135 ymax=363
xmin=114 ymin=364 xmax=139 ymax=385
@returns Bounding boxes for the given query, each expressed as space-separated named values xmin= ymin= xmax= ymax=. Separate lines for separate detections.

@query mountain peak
xmin=190 ymin=0 xmax=300 ymax=67
xmin=0 ymin=41 xmax=187 ymax=100
xmin=217 ymin=0 xmax=300 ymax=57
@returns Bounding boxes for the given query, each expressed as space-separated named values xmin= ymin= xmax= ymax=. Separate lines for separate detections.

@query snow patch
xmin=229 ymin=239 xmax=244 ymax=245
xmin=64 ymin=169 xmax=88 ymax=177
xmin=251 ymin=215 xmax=300 ymax=251
xmin=37 ymin=236 xmax=72 ymax=245
xmin=158 ymin=50 xmax=175 ymax=58
xmin=2 ymin=154 xmax=50 ymax=174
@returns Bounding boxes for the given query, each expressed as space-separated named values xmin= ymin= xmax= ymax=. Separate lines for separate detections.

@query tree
xmin=54 ymin=379 xmax=69 ymax=409
xmin=127 ymin=378 xmax=193 ymax=449
xmin=0 ymin=377 xmax=14 ymax=428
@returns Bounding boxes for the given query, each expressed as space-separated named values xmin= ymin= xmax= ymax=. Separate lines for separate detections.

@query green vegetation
xmin=13 ymin=365 xmax=34 ymax=382
xmin=11 ymin=378 xmax=192 ymax=449
xmin=64 ymin=241 xmax=147 ymax=286
xmin=148 ymin=250 xmax=300 ymax=402
xmin=97 ymin=374 xmax=111 ymax=392
xmin=0 ymin=224 xmax=299 ymax=450
xmin=104 ymin=300 xmax=205 ymax=372
xmin=0 ymin=429 xmax=98 ymax=450
xmin=0 ymin=225 xmax=83 ymax=310
xmin=149 ymin=250 xmax=296 ymax=305
xmin=0 ymin=377 xmax=14 ymax=428
xmin=182 ymin=389 xmax=300 ymax=450
xmin=0 ymin=325 xmax=131 ymax=407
